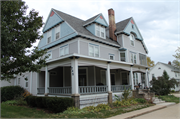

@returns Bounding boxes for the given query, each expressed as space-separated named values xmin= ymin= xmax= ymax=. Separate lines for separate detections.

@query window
xmin=25 ymin=76 xmax=28 ymax=88
xmin=139 ymin=54 xmax=146 ymax=65
xmin=133 ymin=73 xmax=138 ymax=85
xmin=96 ymin=24 xmax=105 ymax=39
xmin=46 ymin=51 xmax=52 ymax=60
xmin=132 ymin=24 xmax=134 ymax=29
xmin=152 ymin=74 xmax=155 ymax=78
xmin=60 ymin=45 xmax=69 ymax=56
xmin=18 ymin=78 xmax=20 ymax=85
xmin=47 ymin=30 xmax=52 ymax=44
xmin=101 ymin=70 xmax=106 ymax=85
xmin=141 ymin=73 xmax=145 ymax=83
xmin=55 ymin=25 xmax=60 ymax=40
xmin=129 ymin=34 xmax=135 ymax=46
xmin=89 ymin=44 xmax=99 ymax=57
xmin=131 ymin=53 xmax=137 ymax=64
xmin=120 ymin=51 xmax=126 ymax=62
xmin=109 ymin=54 xmax=114 ymax=60
xmin=175 ymin=73 xmax=177 ymax=77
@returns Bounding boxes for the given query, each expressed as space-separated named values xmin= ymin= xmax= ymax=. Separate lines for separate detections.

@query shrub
xmin=114 ymin=95 xmax=121 ymax=101
xmin=1 ymin=86 xmax=25 ymax=102
xmin=83 ymin=103 xmax=111 ymax=112
xmin=2 ymin=100 xmax=18 ymax=105
xmin=25 ymin=96 xmax=37 ymax=107
xmin=122 ymin=87 xmax=131 ymax=100
xmin=22 ymin=89 xmax=31 ymax=98
xmin=45 ymin=97 xmax=74 ymax=113
xmin=135 ymin=98 xmax=147 ymax=104
xmin=36 ymin=97 xmax=44 ymax=108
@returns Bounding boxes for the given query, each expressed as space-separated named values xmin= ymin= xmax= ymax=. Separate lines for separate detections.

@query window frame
xmin=109 ymin=54 xmax=115 ymax=60
xmin=95 ymin=24 xmax=106 ymax=39
xmin=139 ymin=53 xmax=147 ymax=66
xmin=25 ymin=75 xmax=28 ymax=88
xmin=47 ymin=30 xmax=52 ymax=44
xmin=46 ymin=51 xmax=52 ymax=60
xmin=55 ymin=24 xmax=60 ymax=40
xmin=88 ymin=43 xmax=99 ymax=58
xmin=59 ymin=44 xmax=69 ymax=57
xmin=130 ymin=52 xmax=137 ymax=64
xmin=129 ymin=34 xmax=135 ymax=47
xmin=120 ymin=51 xmax=126 ymax=62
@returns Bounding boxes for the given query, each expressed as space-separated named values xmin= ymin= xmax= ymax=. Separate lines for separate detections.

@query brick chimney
xmin=168 ymin=61 xmax=171 ymax=65
xmin=108 ymin=8 xmax=117 ymax=41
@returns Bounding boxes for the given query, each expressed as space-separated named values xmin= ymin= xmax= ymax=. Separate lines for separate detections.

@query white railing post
xmin=130 ymin=65 xmax=134 ymax=90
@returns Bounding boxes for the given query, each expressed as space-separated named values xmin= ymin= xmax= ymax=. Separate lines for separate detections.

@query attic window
xmin=132 ymin=25 xmax=134 ymax=29
xmin=55 ymin=24 xmax=60 ymax=40
xmin=129 ymin=34 xmax=135 ymax=46
xmin=47 ymin=30 xmax=52 ymax=44
xmin=95 ymin=24 xmax=105 ymax=39
xmin=158 ymin=67 xmax=161 ymax=69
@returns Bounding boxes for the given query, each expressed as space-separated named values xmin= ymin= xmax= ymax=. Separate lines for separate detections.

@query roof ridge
xmin=53 ymin=8 xmax=84 ymax=22
xmin=115 ymin=17 xmax=132 ymax=25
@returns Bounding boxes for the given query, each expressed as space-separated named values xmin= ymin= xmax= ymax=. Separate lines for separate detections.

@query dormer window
xmin=55 ymin=24 xmax=60 ymax=40
xmin=95 ymin=24 xmax=105 ymax=39
xmin=129 ymin=34 xmax=135 ymax=46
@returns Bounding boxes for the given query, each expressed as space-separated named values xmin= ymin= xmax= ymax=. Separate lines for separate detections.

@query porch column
xmin=106 ymin=62 xmax=112 ymax=104
xmin=29 ymin=72 xmax=33 ymax=94
xmin=71 ymin=57 xmax=80 ymax=108
xmin=130 ymin=65 xmax=134 ymax=90
xmin=45 ymin=66 xmax=49 ymax=95
xmin=145 ymin=68 xmax=149 ymax=88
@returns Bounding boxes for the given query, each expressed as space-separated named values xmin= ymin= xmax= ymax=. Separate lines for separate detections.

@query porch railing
xmin=79 ymin=86 xmax=108 ymax=94
xmin=37 ymin=87 xmax=45 ymax=94
xmin=111 ymin=85 xmax=131 ymax=92
xmin=48 ymin=87 xmax=72 ymax=94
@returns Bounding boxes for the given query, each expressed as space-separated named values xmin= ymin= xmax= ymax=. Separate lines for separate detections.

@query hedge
xmin=1 ymin=86 xmax=25 ymax=102
xmin=25 ymin=96 xmax=74 ymax=113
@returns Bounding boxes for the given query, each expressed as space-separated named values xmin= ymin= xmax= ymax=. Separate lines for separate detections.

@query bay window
xmin=131 ymin=53 xmax=137 ymax=64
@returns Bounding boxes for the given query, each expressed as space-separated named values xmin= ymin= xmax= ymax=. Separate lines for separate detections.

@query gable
xmin=124 ymin=18 xmax=143 ymax=41
xmin=94 ymin=14 xmax=108 ymax=27
xmin=43 ymin=9 xmax=63 ymax=32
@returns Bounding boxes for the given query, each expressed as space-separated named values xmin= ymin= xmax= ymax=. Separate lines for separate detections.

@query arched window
xmin=130 ymin=34 xmax=135 ymax=46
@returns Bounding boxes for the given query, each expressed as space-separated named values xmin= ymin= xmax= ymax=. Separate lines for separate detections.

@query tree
xmin=172 ymin=47 xmax=180 ymax=68
xmin=1 ymin=1 xmax=47 ymax=80
xmin=150 ymin=70 xmax=178 ymax=95
xmin=147 ymin=56 xmax=155 ymax=68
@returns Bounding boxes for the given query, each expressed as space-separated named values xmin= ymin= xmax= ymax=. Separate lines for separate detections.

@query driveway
xmin=132 ymin=103 xmax=180 ymax=119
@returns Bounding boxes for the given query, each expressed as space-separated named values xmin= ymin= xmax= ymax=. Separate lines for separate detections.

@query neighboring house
xmin=6 ymin=8 xmax=149 ymax=108
xmin=149 ymin=62 xmax=180 ymax=91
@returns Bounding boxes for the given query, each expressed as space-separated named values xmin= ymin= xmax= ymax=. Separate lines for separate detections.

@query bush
xmin=45 ymin=97 xmax=74 ymax=113
xmin=1 ymin=86 xmax=25 ymax=102
xmin=25 ymin=96 xmax=37 ymax=107
xmin=122 ymin=87 xmax=131 ymax=100
xmin=113 ymin=98 xmax=138 ymax=107
xmin=83 ymin=103 xmax=111 ymax=112
xmin=36 ymin=97 xmax=44 ymax=108
xmin=135 ymin=98 xmax=147 ymax=104
xmin=2 ymin=100 xmax=18 ymax=105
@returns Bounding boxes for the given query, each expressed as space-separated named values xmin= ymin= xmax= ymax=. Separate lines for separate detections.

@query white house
xmin=2 ymin=8 xmax=149 ymax=108
xmin=149 ymin=62 xmax=180 ymax=91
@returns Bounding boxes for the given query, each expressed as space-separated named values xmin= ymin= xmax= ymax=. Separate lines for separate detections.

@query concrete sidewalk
xmin=107 ymin=103 xmax=176 ymax=119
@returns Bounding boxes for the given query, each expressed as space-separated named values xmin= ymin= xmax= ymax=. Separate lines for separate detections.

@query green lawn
xmin=158 ymin=95 xmax=180 ymax=104
xmin=1 ymin=103 xmax=154 ymax=118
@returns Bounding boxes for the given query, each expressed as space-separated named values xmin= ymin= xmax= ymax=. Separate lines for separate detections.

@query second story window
xmin=47 ymin=30 xmax=52 ymax=44
xmin=89 ymin=43 xmax=99 ymax=57
xmin=109 ymin=54 xmax=114 ymax=60
xmin=129 ymin=34 xmax=135 ymax=46
xmin=120 ymin=51 xmax=126 ymax=62
xmin=55 ymin=25 xmax=60 ymax=40
xmin=46 ymin=51 xmax=52 ymax=60
xmin=25 ymin=76 xmax=28 ymax=88
xmin=96 ymin=24 xmax=105 ymax=39
xmin=139 ymin=54 xmax=146 ymax=65
xmin=60 ymin=45 xmax=69 ymax=56
xmin=130 ymin=52 xmax=137 ymax=64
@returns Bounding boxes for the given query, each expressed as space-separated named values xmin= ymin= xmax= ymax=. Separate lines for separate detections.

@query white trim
xmin=55 ymin=24 xmax=61 ymax=40
xmin=79 ymin=67 xmax=88 ymax=86
xmin=95 ymin=24 xmax=106 ymax=39
xmin=78 ymin=39 xmax=80 ymax=54
xmin=122 ymin=35 xmax=124 ymax=47
xmin=129 ymin=34 xmax=135 ymax=47
xmin=120 ymin=51 xmax=126 ymax=62
xmin=88 ymin=43 xmax=100 ymax=58
xmin=109 ymin=54 xmax=115 ymax=60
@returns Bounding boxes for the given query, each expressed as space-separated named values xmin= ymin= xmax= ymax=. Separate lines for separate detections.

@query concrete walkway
xmin=107 ymin=103 xmax=176 ymax=119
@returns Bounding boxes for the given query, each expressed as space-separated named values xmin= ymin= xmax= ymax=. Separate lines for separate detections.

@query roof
xmin=53 ymin=9 xmax=120 ymax=47
xmin=160 ymin=62 xmax=180 ymax=72
xmin=83 ymin=14 xmax=100 ymax=26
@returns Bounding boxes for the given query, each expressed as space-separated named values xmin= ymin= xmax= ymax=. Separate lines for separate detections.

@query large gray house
xmin=2 ymin=8 xmax=149 ymax=108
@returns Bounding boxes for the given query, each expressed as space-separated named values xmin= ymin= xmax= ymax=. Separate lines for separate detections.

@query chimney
xmin=108 ymin=8 xmax=117 ymax=41
xmin=168 ymin=61 xmax=171 ymax=65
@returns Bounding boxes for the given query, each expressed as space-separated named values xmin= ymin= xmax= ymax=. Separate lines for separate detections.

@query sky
xmin=25 ymin=0 xmax=180 ymax=64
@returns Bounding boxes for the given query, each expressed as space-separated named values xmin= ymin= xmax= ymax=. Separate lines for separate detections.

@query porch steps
xmin=152 ymin=97 xmax=165 ymax=104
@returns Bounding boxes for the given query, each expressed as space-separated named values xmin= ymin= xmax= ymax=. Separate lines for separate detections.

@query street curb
xmin=124 ymin=106 xmax=167 ymax=119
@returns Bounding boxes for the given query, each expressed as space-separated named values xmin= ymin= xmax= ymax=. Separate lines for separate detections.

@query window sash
xmin=56 ymin=32 xmax=60 ymax=40
xmin=89 ymin=44 xmax=99 ymax=57
xmin=60 ymin=46 xmax=68 ymax=56
xmin=131 ymin=53 xmax=137 ymax=64
xmin=48 ymin=37 xmax=51 ymax=43
xmin=120 ymin=52 xmax=126 ymax=62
